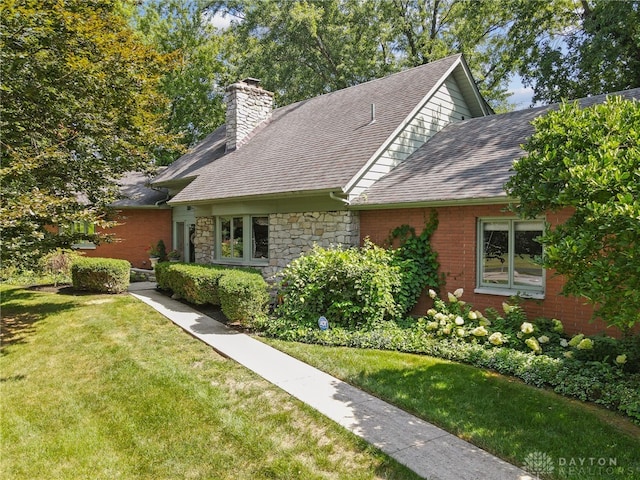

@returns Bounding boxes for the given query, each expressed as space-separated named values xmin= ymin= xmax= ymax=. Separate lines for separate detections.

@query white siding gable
xmin=346 ymin=75 xmax=474 ymax=200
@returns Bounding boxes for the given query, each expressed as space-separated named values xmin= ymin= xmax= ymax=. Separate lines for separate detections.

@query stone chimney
xmin=224 ymin=78 xmax=274 ymax=152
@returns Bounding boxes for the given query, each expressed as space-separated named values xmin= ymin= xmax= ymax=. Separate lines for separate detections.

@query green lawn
xmin=0 ymin=286 xmax=420 ymax=480
xmin=261 ymin=338 xmax=640 ymax=480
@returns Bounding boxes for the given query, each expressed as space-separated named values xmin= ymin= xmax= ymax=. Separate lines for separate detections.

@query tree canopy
xmin=519 ymin=0 xmax=640 ymax=103
xmin=0 ymin=0 xmax=179 ymax=269
xmin=210 ymin=0 xmax=573 ymax=109
xmin=505 ymin=96 xmax=640 ymax=330
xmin=131 ymin=0 xmax=232 ymax=155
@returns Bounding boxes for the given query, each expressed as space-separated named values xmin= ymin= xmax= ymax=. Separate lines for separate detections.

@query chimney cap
xmin=242 ymin=77 xmax=262 ymax=87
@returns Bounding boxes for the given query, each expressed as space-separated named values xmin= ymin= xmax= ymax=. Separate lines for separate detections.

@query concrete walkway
xmin=129 ymin=283 xmax=533 ymax=480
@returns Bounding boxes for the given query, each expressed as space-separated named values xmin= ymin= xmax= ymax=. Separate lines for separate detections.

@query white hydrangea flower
xmin=520 ymin=322 xmax=534 ymax=334
xmin=471 ymin=326 xmax=488 ymax=337
xmin=454 ymin=316 xmax=465 ymax=326
xmin=453 ymin=288 xmax=464 ymax=298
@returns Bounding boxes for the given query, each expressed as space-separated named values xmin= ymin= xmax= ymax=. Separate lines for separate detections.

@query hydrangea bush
xmin=259 ymin=286 xmax=640 ymax=423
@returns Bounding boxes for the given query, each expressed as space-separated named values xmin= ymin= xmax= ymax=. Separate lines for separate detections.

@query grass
xmin=260 ymin=338 xmax=640 ymax=480
xmin=0 ymin=285 xmax=420 ymax=480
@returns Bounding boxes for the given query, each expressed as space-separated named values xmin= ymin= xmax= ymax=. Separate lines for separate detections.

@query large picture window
xmin=216 ymin=215 xmax=269 ymax=264
xmin=477 ymin=219 xmax=544 ymax=296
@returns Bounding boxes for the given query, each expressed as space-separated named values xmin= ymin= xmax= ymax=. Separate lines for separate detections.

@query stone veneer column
xmin=263 ymin=210 xmax=360 ymax=280
xmin=194 ymin=216 xmax=214 ymax=264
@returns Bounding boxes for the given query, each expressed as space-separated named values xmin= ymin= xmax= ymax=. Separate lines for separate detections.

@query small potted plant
xmin=148 ymin=240 xmax=167 ymax=268
xmin=167 ymin=249 xmax=181 ymax=262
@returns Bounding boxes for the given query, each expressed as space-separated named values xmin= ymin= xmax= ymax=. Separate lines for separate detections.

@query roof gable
xmin=352 ymin=87 xmax=640 ymax=208
xmin=169 ymin=54 xmax=485 ymax=205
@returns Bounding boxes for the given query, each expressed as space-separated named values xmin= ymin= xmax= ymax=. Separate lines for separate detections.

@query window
xmin=216 ymin=215 xmax=268 ymax=264
xmin=66 ymin=221 xmax=96 ymax=249
xmin=477 ymin=219 xmax=544 ymax=297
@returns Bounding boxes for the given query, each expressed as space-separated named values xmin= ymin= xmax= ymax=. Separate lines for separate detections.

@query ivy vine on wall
xmin=386 ymin=210 xmax=443 ymax=314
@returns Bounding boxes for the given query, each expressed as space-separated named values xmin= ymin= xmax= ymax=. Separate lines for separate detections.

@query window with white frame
xmin=216 ymin=215 xmax=269 ymax=263
xmin=477 ymin=219 xmax=544 ymax=296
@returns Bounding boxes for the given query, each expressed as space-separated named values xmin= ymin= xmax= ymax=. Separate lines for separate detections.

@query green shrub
xmin=261 ymin=284 xmax=640 ymax=423
xmin=71 ymin=257 xmax=130 ymax=293
xmin=155 ymin=262 xmax=227 ymax=305
xmin=156 ymin=263 xmax=269 ymax=327
xmin=39 ymin=248 xmax=85 ymax=285
xmin=276 ymin=241 xmax=403 ymax=329
xmin=219 ymin=269 xmax=270 ymax=327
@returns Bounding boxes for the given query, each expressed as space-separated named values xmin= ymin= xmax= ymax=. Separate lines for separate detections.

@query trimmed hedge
xmin=219 ymin=269 xmax=270 ymax=326
xmin=71 ymin=257 xmax=130 ymax=294
xmin=155 ymin=262 xmax=269 ymax=327
xmin=156 ymin=262 xmax=227 ymax=305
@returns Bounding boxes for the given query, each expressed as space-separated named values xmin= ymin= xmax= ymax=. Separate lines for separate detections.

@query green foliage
xmin=155 ymin=262 xmax=269 ymax=326
xmin=0 ymin=0 xmax=180 ymax=270
xmin=520 ymin=0 xmax=640 ymax=103
xmin=505 ymin=96 xmax=640 ymax=329
xmin=215 ymin=0 xmax=574 ymax=109
xmin=276 ymin=241 xmax=403 ymax=329
xmin=387 ymin=211 xmax=442 ymax=313
xmin=39 ymin=248 xmax=85 ymax=286
xmin=71 ymin=257 xmax=130 ymax=294
xmin=259 ymin=288 xmax=640 ymax=422
xmin=218 ymin=269 xmax=270 ymax=327
xmin=155 ymin=262 xmax=228 ymax=305
xmin=149 ymin=239 xmax=168 ymax=261
xmin=129 ymin=0 xmax=232 ymax=157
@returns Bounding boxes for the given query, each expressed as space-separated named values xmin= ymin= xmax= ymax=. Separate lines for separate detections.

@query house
xmin=150 ymin=53 xmax=639 ymax=335
xmin=79 ymin=171 xmax=172 ymax=269
xmin=352 ymin=88 xmax=640 ymax=336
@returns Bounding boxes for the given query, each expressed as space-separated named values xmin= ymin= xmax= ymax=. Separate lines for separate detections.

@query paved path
xmin=129 ymin=284 xmax=532 ymax=480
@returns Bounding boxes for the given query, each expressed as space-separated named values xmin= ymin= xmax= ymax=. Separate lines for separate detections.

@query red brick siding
xmin=360 ymin=205 xmax=617 ymax=336
xmin=81 ymin=208 xmax=172 ymax=270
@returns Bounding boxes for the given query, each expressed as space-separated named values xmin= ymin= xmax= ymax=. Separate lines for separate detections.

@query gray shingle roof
xmin=169 ymin=55 xmax=468 ymax=204
xmin=112 ymin=171 xmax=169 ymax=208
xmin=152 ymin=125 xmax=226 ymax=186
xmin=351 ymin=87 xmax=640 ymax=207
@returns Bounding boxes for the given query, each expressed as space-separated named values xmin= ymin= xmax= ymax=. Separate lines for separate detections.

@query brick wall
xmin=360 ymin=205 xmax=616 ymax=336
xmin=82 ymin=208 xmax=172 ymax=270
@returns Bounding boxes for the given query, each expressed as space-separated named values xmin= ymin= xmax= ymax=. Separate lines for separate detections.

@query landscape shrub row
xmin=155 ymin=262 xmax=269 ymax=326
xmin=256 ymin=245 xmax=640 ymax=424
xmin=71 ymin=257 xmax=130 ymax=293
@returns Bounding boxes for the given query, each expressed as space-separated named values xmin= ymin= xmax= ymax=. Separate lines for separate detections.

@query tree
xmin=0 ymin=0 xmax=179 ymax=270
xmin=520 ymin=0 xmax=640 ymax=103
xmin=210 ymin=0 xmax=575 ymax=109
xmin=504 ymin=96 xmax=640 ymax=330
xmin=130 ymin=0 xmax=233 ymax=156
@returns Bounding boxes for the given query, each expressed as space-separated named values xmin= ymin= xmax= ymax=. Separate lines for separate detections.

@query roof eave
xmin=349 ymin=195 xmax=514 ymax=210
xmin=168 ymin=187 xmax=346 ymax=206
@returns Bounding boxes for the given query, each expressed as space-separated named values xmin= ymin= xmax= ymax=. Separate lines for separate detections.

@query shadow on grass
xmin=1 ymin=286 xmax=78 ymax=354
xmin=337 ymin=360 xmax=640 ymax=474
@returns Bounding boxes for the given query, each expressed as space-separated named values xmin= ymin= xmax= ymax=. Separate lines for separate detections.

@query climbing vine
xmin=387 ymin=210 xmax=443 ymax=314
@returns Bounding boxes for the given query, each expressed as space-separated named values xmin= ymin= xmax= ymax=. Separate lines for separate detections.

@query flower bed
xmin=257 ymin=288 xmax=640 ymax=424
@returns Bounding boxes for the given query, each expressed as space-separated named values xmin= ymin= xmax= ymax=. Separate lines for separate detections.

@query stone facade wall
xmin=264 ymin=210 xmax=360 ymax=280
xmin=194 ymin=216 xmax=214 ymax=264
xmin=191 ymin=210 xmax=359 ymax=282
xmin=225 ymin=80 xmax=273 ymax=151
